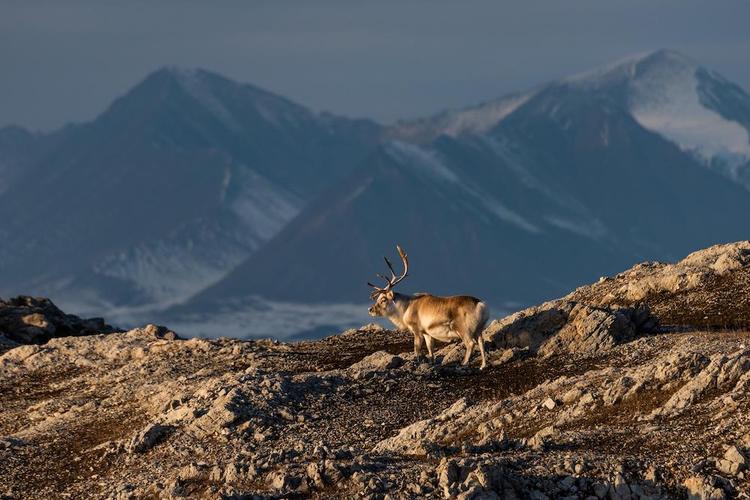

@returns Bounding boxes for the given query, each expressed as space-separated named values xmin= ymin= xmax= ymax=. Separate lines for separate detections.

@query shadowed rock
xmin=0 ymin=296 xmax=117 ymax=353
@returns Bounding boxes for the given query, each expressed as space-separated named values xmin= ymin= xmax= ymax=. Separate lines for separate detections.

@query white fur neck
xmin=384 ymin=293 xmax=413 ymax=330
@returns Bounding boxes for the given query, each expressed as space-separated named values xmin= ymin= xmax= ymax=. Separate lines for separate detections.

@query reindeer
xmin=367 ymin=246 xmax=490 ymax=370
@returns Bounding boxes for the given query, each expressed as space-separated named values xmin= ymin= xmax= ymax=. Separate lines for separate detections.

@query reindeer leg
xmin=412 ymin=329 xmax=425 ymax=360
xmin=461 ymin=338 xmax=475 ymax=366
xmin=477 ymin=335 xmax=488 ymax=370
xmin=423 ymin=335 xmax=435 ymax=364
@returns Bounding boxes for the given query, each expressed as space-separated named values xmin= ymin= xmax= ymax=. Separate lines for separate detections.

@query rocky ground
xmin=2 ymin=242 xmax=750 ymax=499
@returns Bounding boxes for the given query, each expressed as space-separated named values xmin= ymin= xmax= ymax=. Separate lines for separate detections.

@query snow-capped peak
xmin=567 ymin=50 xmax=750 ymax=181
xmin=565 ymin=49 xmax=697 ymax=88
xmin=161 ymin=67 xmax=244 ymax=131
xmin=140 ymin=66 xmax=315 ymax=132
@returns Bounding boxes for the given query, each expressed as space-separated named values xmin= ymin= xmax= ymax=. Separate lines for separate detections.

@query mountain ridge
xmin=186 ymin=50 xmax=750 ymax=314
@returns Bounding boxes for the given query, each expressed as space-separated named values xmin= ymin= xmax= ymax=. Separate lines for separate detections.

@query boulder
xmin=128 ymin=423 xmax=173 ymax=453
xmin=0 ymin=296 xmax=117 ymax=350
xmin=723 ymin=445 xmax=746 ymax=466
xmin=485 ymin=300 xmax=656 ymax=357
xmin=538 ymin=304 xmax=636 ymax=357
xmin=683 ymin=475 xmax=726 ymax=499
xmin=142 ymin=324 xmax=180 ymax=340
xmin=348 ymin=351 xmax=403 ymax=374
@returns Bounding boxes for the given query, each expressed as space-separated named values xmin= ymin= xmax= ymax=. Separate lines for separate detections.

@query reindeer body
xmin=393 ymin=293 xmax=489 ymax=369
xmin=368 ymin=249 xmax=490 ymax=369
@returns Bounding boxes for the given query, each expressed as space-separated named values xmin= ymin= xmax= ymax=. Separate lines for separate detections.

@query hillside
xmin=2 ymin=241 xmax=750 ymax=498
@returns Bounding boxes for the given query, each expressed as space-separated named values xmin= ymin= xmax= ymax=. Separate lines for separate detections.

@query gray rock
xmin=127 ymin=423 xmax=173 ymax=453
xmin=723 ymin=445 xmax=746 ymax=466
xmin=143 ymin=324 xmax=180 ymax=340
xmin=542 ymin=397 xmax=557 ymax=410
xmin=683 ymin=475 xmax=726 ymax=499
xmin=485 ymin=298 xmax=655 ymax=358
xmin=349 ymin=351 xmax=403 ymax=374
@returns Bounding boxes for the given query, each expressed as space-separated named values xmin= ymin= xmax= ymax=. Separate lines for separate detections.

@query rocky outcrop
xmin=567 ymin=241 xmax=750 ymax=329
xmin=0 ymin=296 xmax=117 ymax=353
xmin=484 ymin=241 xmax=750 ymax=355
xmin=485 ymin=300 xmax=657 ymax=357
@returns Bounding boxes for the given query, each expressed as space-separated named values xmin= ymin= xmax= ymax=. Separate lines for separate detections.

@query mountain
xmin=393 ymin=50 xmax=750 ymax=183
xmin=0 ymin=68 xmax=381 ymax=311
xmin=189 ymin=50 xmax=750 ymax=313
xmin=565 ymin=49 xmax=750 ymax=189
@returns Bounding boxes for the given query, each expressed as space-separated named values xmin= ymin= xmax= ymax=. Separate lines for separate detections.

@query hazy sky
xmin=2 ymin=0 xmax=749 ymax=131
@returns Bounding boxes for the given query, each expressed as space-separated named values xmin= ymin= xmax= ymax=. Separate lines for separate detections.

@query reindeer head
xmin=367 ymin=245 xmax=409 ymax=317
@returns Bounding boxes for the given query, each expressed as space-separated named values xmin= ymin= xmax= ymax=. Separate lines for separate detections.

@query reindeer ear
xmin=386 ymin=290 xmax=395 ymax=300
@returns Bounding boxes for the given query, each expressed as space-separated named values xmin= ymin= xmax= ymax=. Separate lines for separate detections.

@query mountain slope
xmin=189 ymin=50 xmax=750 ymax=312
xmin=0 ymin=126 xmax=36 ymax=195
xmin=491 ymin=77 xmax=750 ymax=259
xmin=0 ymin=125 xmax=69 ymax=197
xmin=388 ymin=91 xmax=535 ymax=144
xmin=0 ymin=68 xmax=381 ymax=311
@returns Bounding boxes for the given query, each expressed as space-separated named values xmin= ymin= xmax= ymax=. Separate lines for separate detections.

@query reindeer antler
xmin=368 ymin=245 xmax=409 ymax=298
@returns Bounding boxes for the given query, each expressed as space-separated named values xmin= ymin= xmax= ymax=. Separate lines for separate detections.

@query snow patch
xmin=438 ymin=93 xmax=533 ymax=136
xmin=393 ymin=92 xmax=534 ymax=142
xmin=565 ymin=51 xmax=655 ymax=87
xmin=481 ymin=137 xmax=608 ymax=239
xmin=386 ymin=141 xmax=460 ymax=184
xmin=92 ymin=225 xmax=254 ymax=304
xmin=545 ymin=215 xmax=608 ymax=240
xmin=230 ymin=169 xmax=301 ymax=241
xmin=482 ymin=137 xmax=579 ymax=207
xmin=564 ymin=50 xmax=750 ymax=173
xmin=477 ymin=195 xmax=540 ymax=233
xmin=630 ymin=62 xmax=750 ymax=169
xmin=172 ymin=68 xmax=244 ymax=132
